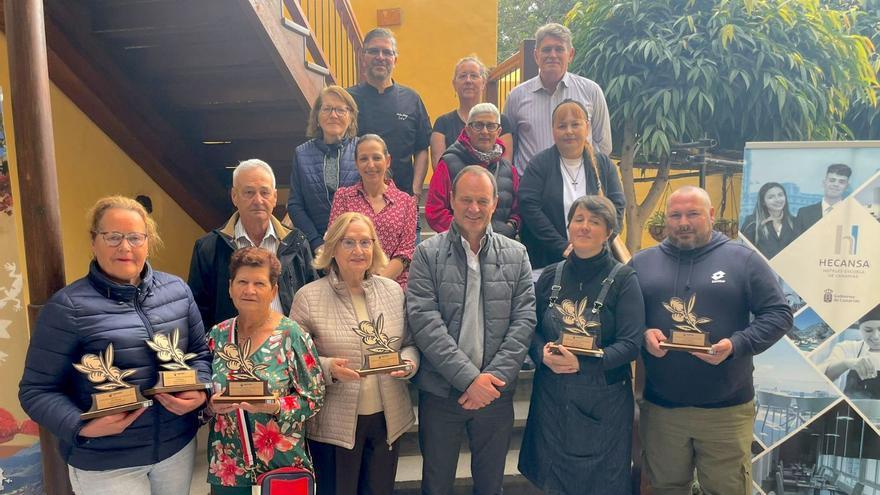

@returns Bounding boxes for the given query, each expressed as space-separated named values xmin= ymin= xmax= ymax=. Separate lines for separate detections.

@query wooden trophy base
xmin=661 ymin=330 xmax=713 ymax=354
xmin=548 ymin=342 xmax=604 ymax=358
xmin=214 ymin=379 xmax=276 ymax=404
xmin=659 ymin=341 xmax=715 ymax=354
xmin=81 ymin=387 xmax=152 ymax=420
xmin=356 ymin=363 xmax=410 ymax=376
xmin=213 ymin=394 xmax=277 ymax=404
xmin=143 ymin=382 xmax=212 ymax=396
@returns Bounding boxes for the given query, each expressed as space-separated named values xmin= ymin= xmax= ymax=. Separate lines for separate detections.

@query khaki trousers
xmin=639 ymin=399 xmax=755 ymax=495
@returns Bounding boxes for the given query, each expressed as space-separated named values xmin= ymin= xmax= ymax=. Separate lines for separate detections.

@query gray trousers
xmin=418 ymin=390 xmax=514 ymax=495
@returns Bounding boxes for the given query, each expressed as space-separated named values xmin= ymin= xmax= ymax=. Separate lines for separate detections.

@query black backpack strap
xmin=548 ymin=260 xmax=566 ymax=308
xmin=589 ymin=262 xmax=623 ymax=321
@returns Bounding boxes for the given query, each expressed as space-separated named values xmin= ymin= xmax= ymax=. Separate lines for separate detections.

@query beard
xmin=666 ymin=227 xmax=711 ymax=250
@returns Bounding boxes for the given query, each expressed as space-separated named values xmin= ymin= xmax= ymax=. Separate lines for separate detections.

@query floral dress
xmin=207 ymin=316 xmax=325 ymax=488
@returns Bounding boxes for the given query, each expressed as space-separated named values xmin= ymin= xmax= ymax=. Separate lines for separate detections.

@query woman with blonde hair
xmin=519 ymin=99 xmax=625 ymax=280
xmin=291 ymin=212 xmax=419 ymax=495
xmin=288 ymin=85 xmax=362 ymax=252
xmin=20 ymin=195 xmax=211 ymax=494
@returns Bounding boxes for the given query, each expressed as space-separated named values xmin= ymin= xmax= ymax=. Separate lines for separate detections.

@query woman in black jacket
xmin=740 ymin=181 xmax=797 ymax=259
xmin=518 ymin=99 xmax=625 ymax=278
xmin=518 ymin=195 xmax=644 ymax=494
xmin=19 ymin=196 xmax=211 ymax=494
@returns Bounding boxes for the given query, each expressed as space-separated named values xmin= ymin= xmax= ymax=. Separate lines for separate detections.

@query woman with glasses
xmin=430 ymin=56 xmax=514 ymax=167
xmin=20 ymin=196 xmax=211 ymax=494
xmin=425 ymin=102 xmax=521 ymax=238
xmin=329 ymin=134 xmax=417 ymax=288
xmin=288 ymin=85 xmax=361 ymax=253
xmin=519 ymin=99 xmax=625 ymax=281
xmin=290 ymin=212 xmax=419 ymax=495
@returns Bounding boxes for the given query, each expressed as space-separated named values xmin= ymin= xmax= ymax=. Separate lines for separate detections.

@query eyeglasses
xmin=467 ymin=122 xmax=501 ymax=132
xmin=365 ymin=47 xmax=395 ymax=58
xmin=320 ymin=106 xmax=351 ymax=117
xmin=340 ymin=238 xmax=375 ymax=251
xmin=94 ymin=231 xmax=148 ymax=247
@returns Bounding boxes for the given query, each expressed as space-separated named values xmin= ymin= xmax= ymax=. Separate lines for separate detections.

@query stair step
xmin=395 ymin=448 xmax=524 ymax=484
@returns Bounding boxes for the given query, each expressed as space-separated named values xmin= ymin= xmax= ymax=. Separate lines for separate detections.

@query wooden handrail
xmin=282 ymin=0 xmax=336 ymax=85
xmin=485 ymin=39 xmax=537 ymax=107
xmin=334 ymin=0 xmax=363 ymax=54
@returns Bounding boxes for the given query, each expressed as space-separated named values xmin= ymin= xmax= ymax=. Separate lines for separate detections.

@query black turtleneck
xmin=532 ymin=247 xmax=645 ymax=385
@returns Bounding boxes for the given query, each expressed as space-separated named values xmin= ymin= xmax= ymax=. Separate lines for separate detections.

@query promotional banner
xmin=741 ymin=142 xmax=880 ymax=495
xmin=0 ymin=89 xmax=42 ymax=494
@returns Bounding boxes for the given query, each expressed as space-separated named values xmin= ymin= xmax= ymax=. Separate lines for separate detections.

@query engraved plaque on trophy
xmin=74 ymin=343 xmax=152 ymax=420
xmin=353 ymin=314 xmax=410 ymax=376
xmin=143 ymin=328 xmax=211 ymax=396
xmin=213 ymin=340 xmax=276 ymax=404
xmin=658 ymin=294 xmax=714 ymax=354
xmin=548 ymin=297 xmax=604 ymax=357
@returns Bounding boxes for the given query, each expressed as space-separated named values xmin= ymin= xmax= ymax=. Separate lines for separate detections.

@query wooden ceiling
xmin=2 ymin=0 xmax=328 ymax=228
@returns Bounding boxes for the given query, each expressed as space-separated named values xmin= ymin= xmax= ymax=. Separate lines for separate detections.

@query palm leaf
xmin=95 ymin=383 xmax=122 ymax=391
xmin=577 ymin=297 xmax=589 ymax=318
xmin=145 ymin=341 xmax=164 ymax=352
xmin=171 ymin=328 xmax=180 ymax=350
xmin=119 ymin=369 xmax=136 ymax=380
xmin=687 ymin=294 xmax=696 ymax=313
xmin=73 ymin=363 xmax=98 ymax=375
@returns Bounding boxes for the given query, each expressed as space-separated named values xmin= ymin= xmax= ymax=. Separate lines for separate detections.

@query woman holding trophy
xmin=205 ymin=247 xmax=324 ymax=494
xmin=290 ymin=212 xmax=419 ymax=495
xmin=19 ymin=196 xmax=211 ymax=494
xmin=518 ymin=196 xmax=645 ymax=494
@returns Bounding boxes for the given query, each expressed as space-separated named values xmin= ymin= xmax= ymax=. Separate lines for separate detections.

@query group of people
xmin=17 ymin=22 xmax=794 ymax=495
xmin=741 ymin=163 xmax=852 ymax=259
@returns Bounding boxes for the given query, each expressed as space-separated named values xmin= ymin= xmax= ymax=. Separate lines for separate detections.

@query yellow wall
xmin=351 ymin=0 xmax=499 ymax=129
xmin=0 ymin=34 xmax=205 ymax=283
xmin=627 ymin=168 xmax=743 ymax=249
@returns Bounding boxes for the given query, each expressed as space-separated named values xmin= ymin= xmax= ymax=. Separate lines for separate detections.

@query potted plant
xmin=713 ymin=218 xmax=738 ymax=239
xmin=646 ymin=209 xmax=666 ymax=243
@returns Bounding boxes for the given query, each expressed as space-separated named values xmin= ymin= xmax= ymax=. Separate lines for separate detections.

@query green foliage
xmin=835 ymin=0 xmax=880 ymax=138
xmin=497 ymin=0 xmax=579 ymax=62
xmin=568 ymin=0 xmax=878 ymax=160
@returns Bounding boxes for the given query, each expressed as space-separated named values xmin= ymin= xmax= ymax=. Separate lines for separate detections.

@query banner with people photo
xmin=740 ymin=141 xmax=880 ymax=495
xmin=0 ymin=90 xmax=42 ymax=493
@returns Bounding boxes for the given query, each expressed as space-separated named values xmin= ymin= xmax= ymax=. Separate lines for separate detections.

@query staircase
xmin=393 ymin=370 xmax=542 ymax=495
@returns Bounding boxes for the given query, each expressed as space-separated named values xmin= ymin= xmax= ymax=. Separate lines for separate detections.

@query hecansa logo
xmin=834 ymin=224 xmax=859 ymax=256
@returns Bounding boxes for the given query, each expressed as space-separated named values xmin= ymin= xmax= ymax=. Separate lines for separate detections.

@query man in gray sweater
xmin=407 ymin=165 xmax=536 ymax=495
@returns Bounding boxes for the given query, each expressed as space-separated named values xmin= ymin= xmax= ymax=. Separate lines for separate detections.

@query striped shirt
xmin=233 ymin=219 xmax=283 ymax=314
xmin=504 ymin=72 xmax=612 ymax=175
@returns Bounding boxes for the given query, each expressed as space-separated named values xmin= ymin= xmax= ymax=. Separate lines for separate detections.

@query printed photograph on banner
xmin=771 ymin=197 xmax=880 ymax=332
xmin=741 ymin=144 xmax=880 ymax=260
xmin=0 ymin=88 xmax=43 ymax=494
xmin=787 ymin=307 xmax=835 ymax=354
xmin=752 ymin=399 xmax=880 ymax=495
xmin=753 ymin=338 xmax=840 ymax=448
xmin=853 ymin=170 xmax=880 ymax=223
xmin=811 ymin=305 xmax=880 ymax=426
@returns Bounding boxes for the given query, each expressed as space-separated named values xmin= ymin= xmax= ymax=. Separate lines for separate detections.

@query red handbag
xmin=255 ymin=467 xmax=315 ymax=495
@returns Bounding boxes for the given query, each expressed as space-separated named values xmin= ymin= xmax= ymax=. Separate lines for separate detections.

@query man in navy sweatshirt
xmin=632 ymin=186 xmax=792 ymax=495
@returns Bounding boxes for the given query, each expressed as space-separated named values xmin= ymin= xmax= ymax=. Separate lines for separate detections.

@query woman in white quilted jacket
xmin=290 ymin=212 xmax=419 ymax=495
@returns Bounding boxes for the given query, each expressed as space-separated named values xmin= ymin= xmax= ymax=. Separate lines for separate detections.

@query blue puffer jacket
xmin=288 ymin=137 xmax=361 ymax=251
xmin=19 ymin=261 xmax=211 ymax=470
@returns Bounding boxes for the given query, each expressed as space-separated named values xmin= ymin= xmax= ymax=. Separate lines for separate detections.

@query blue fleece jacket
xmin=631 ymin=231 xmax=792 ymax=408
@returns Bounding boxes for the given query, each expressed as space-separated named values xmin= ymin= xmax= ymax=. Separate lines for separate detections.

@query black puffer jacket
xmin=19 ymin=261 xmax=211 ymax=470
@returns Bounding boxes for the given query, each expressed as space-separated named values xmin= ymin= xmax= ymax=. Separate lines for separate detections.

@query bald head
xmin=668 ymin=185 xmax=712 ymax=210
xmin=665 ymin=186 xmax=715 ymax=249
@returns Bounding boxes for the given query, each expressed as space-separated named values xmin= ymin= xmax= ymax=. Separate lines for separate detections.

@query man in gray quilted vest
xmin=407 ymin=165 xmax=537 ymax=495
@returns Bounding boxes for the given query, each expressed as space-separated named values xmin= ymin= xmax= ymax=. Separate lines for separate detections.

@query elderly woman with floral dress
xmin=205 ymin=247 xmax=324 ymax=494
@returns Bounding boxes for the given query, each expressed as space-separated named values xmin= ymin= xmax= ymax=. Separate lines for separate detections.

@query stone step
xmin=398 ymin=398 xmax=530 ymax=456
xmin=393 ymin=448 xmax=543 ymax=495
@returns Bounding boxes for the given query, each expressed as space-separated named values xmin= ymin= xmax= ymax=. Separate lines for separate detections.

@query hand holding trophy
xmin=353 ymin=314 xmax=410 ymax=376
xmin=143 ymin=328 xmax=211 ymax=396
xmin=74 ymin=343 xmax=152 ymax=420
xmin=548 ymin=296 xmax=604 ymax=357
xmin=658 ymin=294 xmax=714 ymax=354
